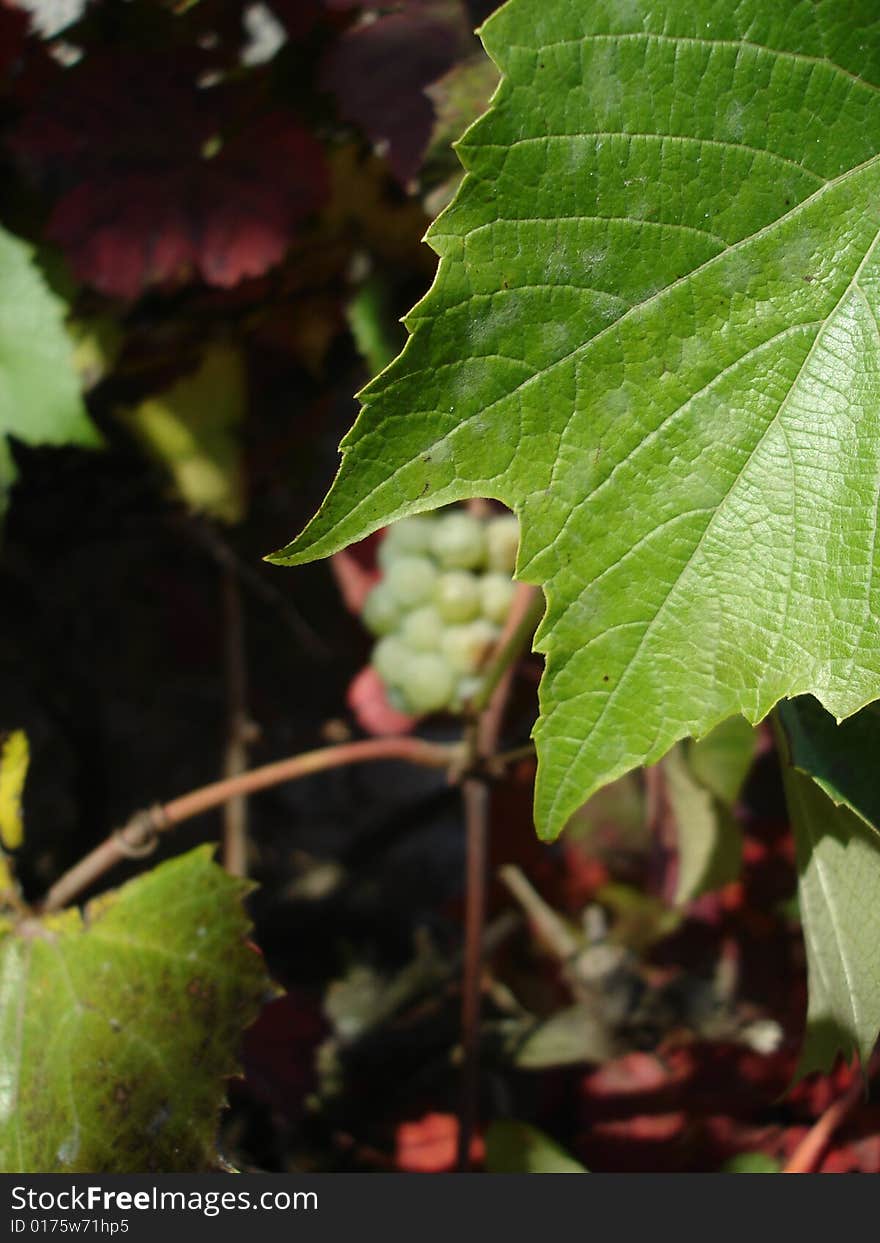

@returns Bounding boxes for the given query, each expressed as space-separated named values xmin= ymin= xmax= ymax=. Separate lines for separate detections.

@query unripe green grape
xmin=371 ymin=635 xmax=415 ymax=688
xmin=361 ymin=581 xmax=401 ymax=636
xmin=401 ymin=652 xmax=455 ymax=715
xmin=377 ymin=515 xmax=435 ymax=568
xmin=480 ymin=572 xmax=515 ymax=625
xmin=441 ymin=619 xmax=499 ymax=675
xmin=430 ymin=511 xmax=487 ymax=570
xmin=401 ymin=604 xmax=444 ymax=651
xmin=486 ymin=514 xmax=520 ymax=573
xmin=385 ymin=554 xmax=437 ymax=609
xmin=434 ymin=570 xmax=481 ymax=623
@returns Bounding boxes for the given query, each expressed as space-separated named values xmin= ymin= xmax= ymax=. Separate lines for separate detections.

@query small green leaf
xmin=0 ymin=846 xmax=269 ymax=1172
xmin=0 ymin=731 xmax=27 ymax=902
xmin=721 ymin=1152 xmax=781 ymax=1174
xmin=687 ymin=717 xmax=756 ymax=808
xmin=665 ymin=746 xmax=742 ymax=906
xmin=0 ymin=731 xmax=28 ymax=852
xmin=514 ymin=1004 xmax=614 ymax=1069
xmin=118 ymin=345 xmax=246 ymax=524
xmin=0 ymin=227 xmax=99 ymax=512
xmin=780 ymin=758 xmax=880 ymax=1074
xmin=778 ymin=697 xmax=880 ymax=832
xmin=598 ymin=883 xmax=681 ymax=952
xmin=273 ymin=0 xmax=880 ymax=841
xmin=69 ymin=316 xmax=123 ymax=392
xmin=485 ymin=1120 xmax=587 ymax=1173
xmin=347 ymin=277 xmax=405 ymax=380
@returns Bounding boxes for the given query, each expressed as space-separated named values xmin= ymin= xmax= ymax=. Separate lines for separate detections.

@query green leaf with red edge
xmin=0 ymin=846 xmax=269 ymax=1172
xmin=272 ymin=0 xmax=880 ymax=848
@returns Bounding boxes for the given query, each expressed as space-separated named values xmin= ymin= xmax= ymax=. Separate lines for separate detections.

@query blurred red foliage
xmin=239 ymin=990 xmax=327 ymax=1123
xmin=395 ymin=1112 xmax=484 ymax=1172
xmin=10 ymin=52 xmax=328 ymax=297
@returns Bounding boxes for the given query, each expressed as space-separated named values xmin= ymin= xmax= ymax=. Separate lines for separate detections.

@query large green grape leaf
xmin=0 ymin=846 xmax=269 ymax=1172
xmin=272 ymin=0 xmax=880 ymax=841
xmin=0 ymin=227 xmax=99 ymax=512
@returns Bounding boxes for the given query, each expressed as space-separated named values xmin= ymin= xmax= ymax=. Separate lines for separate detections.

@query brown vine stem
xmin=186 ymin=516 xmax=329 ymax=659
xmin=39 ymin=736 xmax=460 ymax=914
xmin=468 ymin=584 xmax=544 ymax=719
xmin=456 ymin=581 xmax=542 ymax=1171
xmin=221 ymin=565 xmax=254 ymax=878
xmin=457 ymin=776 xmax=489 ymax=1171
xmin=783 ymin=1046 xmax=880 ymax=1173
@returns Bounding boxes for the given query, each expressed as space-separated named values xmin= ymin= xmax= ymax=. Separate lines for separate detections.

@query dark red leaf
xmin=10 ymin=52 xmax=329 ymax=297
xmin=267 ymin=0 xmax=324 ymax=39
xmin=239 ymin=991 xmax=326 ymax=1122
xmin=0 ymin=1 xmax=28 ymax=79
xmin=321 ymin=3 xmax=472 ymax=184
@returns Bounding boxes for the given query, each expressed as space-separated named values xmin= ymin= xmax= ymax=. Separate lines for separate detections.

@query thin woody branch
xmin=39 ymin=736 xmax=461 ymax=914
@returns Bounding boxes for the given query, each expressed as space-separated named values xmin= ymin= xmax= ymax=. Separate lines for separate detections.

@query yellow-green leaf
xmin=119 ymin=345 xmax=246 ymax=524
xmin=0 ymin=731 xmax=28 ymax=852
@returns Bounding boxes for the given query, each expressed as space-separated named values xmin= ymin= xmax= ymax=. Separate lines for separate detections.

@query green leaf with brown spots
xmin=0 ymin=846 xmax=268 ymax=1172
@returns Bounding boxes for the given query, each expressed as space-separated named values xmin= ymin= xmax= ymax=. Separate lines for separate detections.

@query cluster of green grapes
xmin=361 ymin=508 xmax=520 ymax=716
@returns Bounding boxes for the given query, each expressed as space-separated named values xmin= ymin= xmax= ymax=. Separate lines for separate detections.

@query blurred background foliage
xmin=0 ymin=0 xmax=875 ymax=1174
